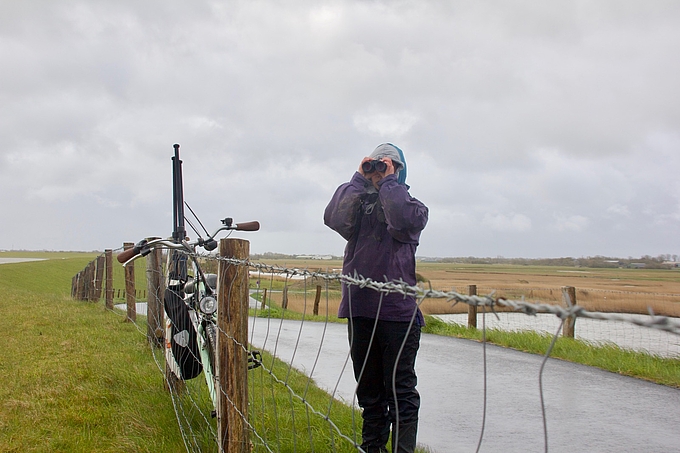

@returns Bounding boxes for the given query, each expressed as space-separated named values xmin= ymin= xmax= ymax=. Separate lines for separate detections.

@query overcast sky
xmin=1 ymin=0 xmax=679 ymax=259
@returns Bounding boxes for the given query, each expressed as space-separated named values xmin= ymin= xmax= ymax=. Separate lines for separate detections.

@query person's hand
xmin=379 ymin=158 xmax=396 ymax=177
xmin=358 ymin=157 xmax=373 ymax=177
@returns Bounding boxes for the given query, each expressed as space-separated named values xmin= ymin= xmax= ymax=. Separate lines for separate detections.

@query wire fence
xmin=73 ymin=245 xmax=680 ymax=453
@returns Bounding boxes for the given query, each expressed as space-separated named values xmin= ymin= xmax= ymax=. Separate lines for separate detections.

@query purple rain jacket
xmin=324 ymin=171 xmax=429 ymax=325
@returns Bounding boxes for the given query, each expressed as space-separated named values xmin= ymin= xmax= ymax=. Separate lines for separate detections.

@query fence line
xmin=217 ymin=258 xmax=680 ymax=336
xmin=71 ymin=245 xmax=152 ymax=323
xmin=75 ymin=248 xmax=680 ymax=453
xmin=71 ymin=253 xmax=105 ymax=302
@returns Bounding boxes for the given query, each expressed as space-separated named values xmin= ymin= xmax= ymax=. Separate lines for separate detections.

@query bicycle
xmin=117 ymin=144 xmax=261 ymax=416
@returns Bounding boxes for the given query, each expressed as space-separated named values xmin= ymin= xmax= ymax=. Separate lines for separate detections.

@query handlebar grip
xmin=117 ymin=247 xmax=140 ymax=263
xmin=235 ymin=221 xmax=260 ymax=231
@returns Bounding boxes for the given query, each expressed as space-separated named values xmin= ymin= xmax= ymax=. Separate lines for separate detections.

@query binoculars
xmin=362 ymin=159 xmax=388 ymax=174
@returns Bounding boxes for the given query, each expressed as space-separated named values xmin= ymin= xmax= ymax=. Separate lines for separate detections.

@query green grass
xmin=422 ymin=315 xmax=680 ymax=388
xmin=0 ymin=255 xmax=98 ymax=296
xmin=0 ymin=251 xmax=101 ymax=260
xmin=249 ymin=292 xmax=345 ymax=324
xmin=0 ymin=251 xmax=149 ymax=302
xmin=248 ymin=349 xmax=361 ymax=452
xmin=0 ymin=290 xmax=187 ymax=452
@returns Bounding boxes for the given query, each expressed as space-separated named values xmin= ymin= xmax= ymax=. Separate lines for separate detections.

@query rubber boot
xmin=362 ymin=447 xmax=389 ymax=453
xmin=392 ymin=420 xmax=418 ymax=453
xmin=361 ymin=418 xmax=390 ymax=453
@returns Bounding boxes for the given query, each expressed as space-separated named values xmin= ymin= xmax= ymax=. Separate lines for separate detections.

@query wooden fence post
xmin=78 ymin=269 xmax=87 ymax=301
xmin=71 ymin=274 xmax=77 ymax=299
xmin=467 ymin=285 xmax=477 ymax=329
xmin=75 ymin=272 xmax=81 ymax=299
xmin=123 ymin=242 xmax=136 ymax=323
xmin=73 ymin=272 xmax=79 ymax=299
xmin=74 ymin=270 xmax=82 ymax=300
xmin=80 ymin=265 xmax=88 ymax=301
xmin=105 ymin=250 xmax=113 ymax=310
xmin=146 ymin=247 xmax=164 ymax=347
xmin=261 ymin=288 xmax=267 ymax=311
xmin=313 ymin=285 xmax=322 ymax=316
xmin=84 ymin=267 xmax=89 ymax=300
xmin=83 ymin=262 xmax=90 ymax=300
xmin=562 ymin=286 xmax=576 ymax=338
xmin=282 ymin=286 xmax=289 ymax=309
xmin=86 ymin=260 xmax=97 ymax=301
xmin=94 ymin=255 xmax=105 ymax=300
xmin=217 ymin=238 xmax=251 ymax=453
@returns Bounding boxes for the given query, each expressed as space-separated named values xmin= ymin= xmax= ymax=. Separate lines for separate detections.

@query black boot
xmin=362 ymin=447 xmax=389 ymax=453
xmin=392 ymin=420 xmax=418 ymax=453
xmin=361 ymin=416 xmax=390 ymax=453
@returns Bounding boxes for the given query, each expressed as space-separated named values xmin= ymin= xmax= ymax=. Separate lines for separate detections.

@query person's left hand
xmin=378 ymin=158 xmax=396 ymax=177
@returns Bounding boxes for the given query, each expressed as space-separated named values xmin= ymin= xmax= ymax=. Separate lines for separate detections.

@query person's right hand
xmin=358 ymin=157 xmax=373 ymax=177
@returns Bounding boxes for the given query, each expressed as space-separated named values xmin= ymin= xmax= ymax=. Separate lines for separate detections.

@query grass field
xmin=416 ymin=261 xmax=680 ymax=317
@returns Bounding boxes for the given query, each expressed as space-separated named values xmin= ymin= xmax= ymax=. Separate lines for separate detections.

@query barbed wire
xmin=209 ymin=255 xmax=680 ymax=336
xmin=476 ymin=286 xmax=680 ymax=298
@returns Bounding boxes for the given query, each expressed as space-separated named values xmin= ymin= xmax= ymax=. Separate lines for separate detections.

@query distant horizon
xmin=1 ymin=248 xmax=678 ymax=262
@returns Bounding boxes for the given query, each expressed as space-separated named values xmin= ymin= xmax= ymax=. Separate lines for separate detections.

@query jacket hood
xmin=369 ymin=143 xmax=408 ymax=185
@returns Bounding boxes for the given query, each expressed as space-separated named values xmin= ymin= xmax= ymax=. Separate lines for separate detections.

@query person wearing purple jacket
xmin=324 ymin=143 xmax=428 ymax=453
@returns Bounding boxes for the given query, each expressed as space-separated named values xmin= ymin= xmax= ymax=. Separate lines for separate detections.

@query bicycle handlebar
xmin=117 ymin=220 xmax=260 ymax=264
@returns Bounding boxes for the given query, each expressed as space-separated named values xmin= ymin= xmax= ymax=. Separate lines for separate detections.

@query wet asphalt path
xmin=248 ymin=317 xmax=680 ymax=453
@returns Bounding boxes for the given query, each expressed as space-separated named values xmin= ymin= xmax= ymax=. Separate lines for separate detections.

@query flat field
xmin=252 ymin=258 xmax=680 ymax=318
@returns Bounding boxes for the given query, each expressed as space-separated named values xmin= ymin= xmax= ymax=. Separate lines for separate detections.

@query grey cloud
xmin=0 ymin=0 xmax=678 ymax=258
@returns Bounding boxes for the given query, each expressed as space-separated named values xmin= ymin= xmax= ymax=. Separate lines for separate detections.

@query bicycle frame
xmin=164 ymin=240 xmax=219 ymax=409
xmin=118 ymin=144 xmax=259 ymax=416
xmin=123 ymin=237 xmax=221 ymax=411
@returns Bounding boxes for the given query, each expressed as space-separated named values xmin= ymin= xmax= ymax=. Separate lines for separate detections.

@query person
xmin=324 ymin=143 xmax=429 ymax=453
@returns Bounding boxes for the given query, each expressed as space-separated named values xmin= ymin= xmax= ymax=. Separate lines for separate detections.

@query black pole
xmin=170 ymin=144 xmax=187 ymax=283
xmin=172 ymin=144 xmax=186 ymax=243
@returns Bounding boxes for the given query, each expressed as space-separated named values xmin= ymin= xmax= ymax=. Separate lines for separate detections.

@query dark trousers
xmin=348 ymin=317 xmax=421 ymax=452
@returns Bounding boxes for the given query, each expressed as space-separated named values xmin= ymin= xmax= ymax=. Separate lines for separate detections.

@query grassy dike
xmin=0 ymin=256 xmax=189 ymax=452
